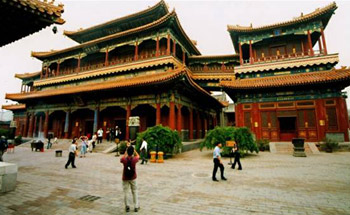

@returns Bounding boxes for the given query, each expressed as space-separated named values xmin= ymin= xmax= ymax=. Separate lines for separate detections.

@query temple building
xmin=0 ymin=0 xmax=65 ymax=47
xmin=3 ymin=1 xmax=350 ymax=142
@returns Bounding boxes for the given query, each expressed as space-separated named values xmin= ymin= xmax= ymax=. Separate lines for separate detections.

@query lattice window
xmin=278 ymin=102 xmax=294 ymax=108
xmin=325 ymin=100 xmax=335 ymax=105
xmin=326 ymin=107 xmax=338 ymax=130
xmin=261 ymin=112 xmax=268 ymax=128
xmin=259 ymin=103 xmax=275 ymax=109
xmin=306 ymin=110 xmax=316 ymax=128
xmin=244 ymin=112 xmax=251 ymax=128
xmin=297 ymin=101 xmax=315 ymax=107
xmin=298 ymin=111 xmax=305 ymax=128
xmin=270 ymin=112 xmax=277 ymax=128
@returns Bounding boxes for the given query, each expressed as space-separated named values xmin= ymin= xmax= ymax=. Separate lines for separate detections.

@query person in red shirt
xmin=120 ymin=146 xmax=140 ymax=212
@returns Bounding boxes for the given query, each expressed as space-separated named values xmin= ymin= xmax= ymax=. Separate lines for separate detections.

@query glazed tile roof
xmin=7 ymin=68 xmax=223 ymax=108
xmin=64 ymin=0 xmax=168 ymax=43
xmin=192 ymin=74 xmax=233 ymax=81
xmin=32 ymin=10 xmax=200 ymax=59
xmin=15 ymin=71 xmax=41 ymax=80
xmin=227 ymin=2 xmax=337 ymax=33
xmin=221 ymin=68 xmax=350 ymax=90
xmin=33 ymin=56 xmax=182 ymax=87
xmin=2 ymin=104 xmax=26 ymax=111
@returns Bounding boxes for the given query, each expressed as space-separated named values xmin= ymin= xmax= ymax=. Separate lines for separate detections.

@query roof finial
xmin=300 ymin=12 xmax=303 ymax=17
xmin=250 ymin=23 xmax=253 ymax=28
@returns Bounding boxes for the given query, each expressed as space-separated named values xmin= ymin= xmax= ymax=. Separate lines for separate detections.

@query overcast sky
xmin=1 ymin=0 xmax=349 ymax=108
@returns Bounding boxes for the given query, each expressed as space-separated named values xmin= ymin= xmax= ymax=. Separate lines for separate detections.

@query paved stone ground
xmin=0 ymin=141 xmax=350 ymax=215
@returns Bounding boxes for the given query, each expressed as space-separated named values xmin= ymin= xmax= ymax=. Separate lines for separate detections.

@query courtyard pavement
xmin=0 ymin=141 xmax=349 ymax=215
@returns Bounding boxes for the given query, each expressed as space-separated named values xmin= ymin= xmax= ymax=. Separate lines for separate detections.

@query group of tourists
xmin=212 ymin=142 xmax=242 ymax=182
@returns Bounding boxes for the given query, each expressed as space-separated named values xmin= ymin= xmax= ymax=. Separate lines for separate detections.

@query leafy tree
xmin=200 ymin=126 xmax=258 ymax=156
xmin=135 ymin=125 xmax=182 ymax=155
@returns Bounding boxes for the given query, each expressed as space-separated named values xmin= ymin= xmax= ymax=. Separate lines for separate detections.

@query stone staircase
xmin=270 ymin=142 xmax=320 ymax=154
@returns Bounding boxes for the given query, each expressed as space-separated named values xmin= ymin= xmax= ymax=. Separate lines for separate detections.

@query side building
xmin=222 ymin=2 xmax=350 ymax=142
xmin=3 ymin=1 xmax=223 ymax=140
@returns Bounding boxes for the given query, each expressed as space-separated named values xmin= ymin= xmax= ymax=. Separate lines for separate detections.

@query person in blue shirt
xmin=212 ymin=142 xmax=227 ymax=181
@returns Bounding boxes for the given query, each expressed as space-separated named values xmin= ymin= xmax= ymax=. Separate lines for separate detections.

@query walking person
xmin=212 ymin=142 xmax=227 ymax=181
xmin=140 ymin=138 xmax=148 ymax=165
xmin=65 ymin=139 xmax=77 ymax=169
xmin=97 ymin=128 xmax=103 ymax=144
xmin=92 ymin=133 xmax=97 ymax=149
xmin=231 ymin=143 xmax=242 ymax=170
xmin=120 ymin=146 xmax=140 ymax=212
xmin=0 ymin=136 xmax=8 ymax=162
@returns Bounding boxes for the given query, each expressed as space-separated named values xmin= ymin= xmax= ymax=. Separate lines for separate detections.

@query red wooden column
xmin=156 ymin=36 xmax=160 ymax=57
xmin=307 ymin=30 xmax=314 ymax=56
xmin=338 ymin=98 xmax=349 ymax=141
xmin=318 ymin=39 xmax=323 ymax=54
xmin=105 ymin=48 xmax=109 ymax=66
xmin=252 ymin=103 xmax=261 ymax=139
xmin=134 ymin=41 xmax=139 ymax=61
xmin=320 ymin=28 xmax=328 ymax=55
xmin=27 ymin=113 xmax=34 ymax=137
xmin=166 ymin=34 xmax=171 ymax=55
xmin=315 ymin=99 xmax=326 ymax=141
xmin=156 ymin=103 xmax=161 ymax=125
xmin=125 ymin=104 xmax=131 ymax=140
xmin=239 ymin=42 xmax=243 ymax=65
xmin=38 ymin=116 xmax=43 ymax=136
xmin=221 ymin=62 xmax=226 ymax=71
xmin=32 ymin=115 xmax=38 ymax=137
xmin=249 ymin=40 xmax=254 ymax=64
xmin=56 ymin=62 xmax=60 ymax=76
xmin=45 ymin=67 xmax=49 ymax=78
xmin=169 ymin=93 xmax=176 ymax=130
xmin=44 ymin=111 xmax=49 ymax=138
xmin=196 ymin=111 xmax=201 ymax=139
xmin=177 ymin=104 xmax=182 ymax=134
xmin=189 ymin=108 xmax=194 ymax=139
xmin=235 ymin=104 xmax=243 ymax=127
xmin=23 ymin=113 xmax=29 ymax=137
xmin=77 ymin=55 xmax=81 ymax=72
xmin=173 ymin=40 xmax=176 ymax=56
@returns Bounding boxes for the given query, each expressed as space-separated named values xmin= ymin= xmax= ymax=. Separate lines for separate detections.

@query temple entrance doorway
xmin=85 ymin=120 xmax=94 ymax=137
xmin=115 ymin=119 xmax=126 ymax=140
xmin=278 ymin=117 xmax=297 ymax=141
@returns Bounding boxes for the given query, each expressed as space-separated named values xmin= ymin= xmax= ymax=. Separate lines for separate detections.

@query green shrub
xmin=118 ymin=141 xmax=128 ymax=154
xmin=14 ymin=135 xmax=22 ymax=146
xmin=200 ymin=126 xmax=258 ymax=156
xmin=257 ymin=139 xmax=270 ymax=151
xmin=135 ymin=125 xmax=182 ymax=155
xmin=320 ymin=138 xmax=338 ymax=152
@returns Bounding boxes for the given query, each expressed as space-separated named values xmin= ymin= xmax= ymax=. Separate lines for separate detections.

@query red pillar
xmin=134 ymin=41 xmax=138 ymax=61
xmin=189 ymin=108 xmax=194 ymax=139
xmin=221 ymin=63 xmax=226 ymax=71
xmin=23 ymin=113 xmax=29 ymax=137
xmin=177 ymin=104 xmax=182 ymax=134
xmin=77 ymin=56 xmax=81 ymax=72
xmin=44 ymin=111 xmax=49 ymax=138
xmin=105 ymin=48 xmax=109 ymax=66
xmin=307 ymin=30 xmax=314 ymax=56
xmin=239 ymin=42 xmax=243 ymax=65
xmin=39 ymin=115 xmax=43 ymax=135
xmin=173 ymin=40 xmax=176 ymax=56
xmin=56 ymin=62 xmax=60 ymax=76
xmin=156 ymin=36 xmax=160 ymax=57
xmin=196 ymin=111 xmax=201 ymax=139
xmin=252 ymin=103 xmax=260 ymax=140
xmin=45 ymin=67 xmax=48 ymax=78
xmin=27 ymin=113 xmax=34 ymax=137
xmin=166 ymin=34 xmax=171 ymax=55
xmin=338 ymin=98 xmax=349 ymax=141
xmin=318 ymin=39 xmax=323 ymax=54
xmin=320 ymin=28 xmax=328 ymax=55
xmin=33 ymin=115 xmax=38 ymax=137
xmin=315 ymin=99 xmax=326 ymax=141
xmin=249 ymin=40 xmax=254 ymax=64
xmin=126 ymin=104 xmax=131 ymax=140
xmin=156 ymin=103 xmax=161 ymax=125
xmin=169 ymin=97 xmax=176 ymax=130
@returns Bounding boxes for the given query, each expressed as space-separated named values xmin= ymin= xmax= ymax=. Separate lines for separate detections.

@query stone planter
xmin=292 ymin=138 xmax=306 ymax=157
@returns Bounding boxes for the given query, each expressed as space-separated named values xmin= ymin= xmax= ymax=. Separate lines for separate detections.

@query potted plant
xmin=321 ymin=138 xmax=338 ymax=153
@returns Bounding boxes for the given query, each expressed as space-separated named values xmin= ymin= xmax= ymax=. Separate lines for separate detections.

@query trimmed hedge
xmin=200 ymin=126 xmax=258 ymax=156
